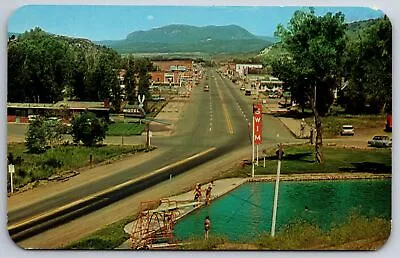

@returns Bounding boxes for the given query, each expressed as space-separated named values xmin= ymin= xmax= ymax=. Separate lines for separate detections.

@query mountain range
xmin=98 ymin=24 xmax=275 ymax=54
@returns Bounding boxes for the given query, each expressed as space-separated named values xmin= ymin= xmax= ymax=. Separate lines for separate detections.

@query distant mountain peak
xmin=101 ymin=24 xmax=274 ymax=54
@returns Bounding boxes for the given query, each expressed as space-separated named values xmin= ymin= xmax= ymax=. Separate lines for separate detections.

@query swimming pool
xmin=173 ymin=179 xmax=391 ymax=241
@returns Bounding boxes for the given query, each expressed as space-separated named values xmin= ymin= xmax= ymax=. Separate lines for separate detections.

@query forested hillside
xmin=8 ymin=28 xmax=121 ymax=104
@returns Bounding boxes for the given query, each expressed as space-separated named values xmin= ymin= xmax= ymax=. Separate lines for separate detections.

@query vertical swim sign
xmin=253 ymin=104 xmax=262 ymax=144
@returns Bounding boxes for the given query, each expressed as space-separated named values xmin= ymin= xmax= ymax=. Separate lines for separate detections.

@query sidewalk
xmin=277 ymin=117 xmax=311 ymax=139
xmin=148 ymin=96 xmax=191 ymax=137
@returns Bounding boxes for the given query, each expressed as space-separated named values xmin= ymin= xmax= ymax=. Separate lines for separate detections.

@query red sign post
xmin=253 ymin=103 xmax=262 ymax=145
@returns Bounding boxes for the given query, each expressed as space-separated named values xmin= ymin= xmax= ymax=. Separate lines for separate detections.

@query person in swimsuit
xmin=204 ymin=216 xmax=211 ymax=240
xmin=194 ymin=183 xmax=202 ymax=203
xmin=205 ymin=183 xmax=213 ymax=205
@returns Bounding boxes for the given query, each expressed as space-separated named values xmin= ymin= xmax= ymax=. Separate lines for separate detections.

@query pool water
xmin=173 ymin=179 xmax=391 ymax=241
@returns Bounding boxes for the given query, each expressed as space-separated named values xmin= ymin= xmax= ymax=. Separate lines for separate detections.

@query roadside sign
xmin=123 ymin=105 xmax=145 ymax=118
xmin=138 ymin=95 xmax=145 ymax=108
xmin=253 ymin=104 xmax=262 ymax=145
xmin=8 ymin=164 xmax=15 ymax=194
xmin=8 ymin=164 xmax=15 ymax=173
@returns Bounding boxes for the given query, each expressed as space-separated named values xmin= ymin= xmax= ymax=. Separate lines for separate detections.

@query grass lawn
xmin=7 ymin=143 xmax=148 ymax=190
xmin=66 ymin=216 xmax=135 ymax=249
xmin=107 ymin=122 xmax=146 ymax=136
xmin=224 ymin=144 xmax=391 ymax=178
xmin=183 ymin=213 xmax=390 ymax=250
xmin=304 ymin=114 xmax=386 ymax=138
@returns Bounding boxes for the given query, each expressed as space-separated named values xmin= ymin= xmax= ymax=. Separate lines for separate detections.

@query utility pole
xmin=256 ymin=145 xmax=259 ymax=166
xmin=146 ymin=121 xmax=150 ymax=148
xmin=271 ymin=144 xmax=283 ymax=237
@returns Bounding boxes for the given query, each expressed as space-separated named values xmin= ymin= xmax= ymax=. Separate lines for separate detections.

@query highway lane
xmin=215 ymin=69 xmax=296 ymax=144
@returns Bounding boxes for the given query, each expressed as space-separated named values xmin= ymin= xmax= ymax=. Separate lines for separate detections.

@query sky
xmin=8 ymin=5 xmax=384 ymax=41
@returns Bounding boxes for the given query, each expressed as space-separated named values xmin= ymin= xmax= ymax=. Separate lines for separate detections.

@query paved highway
xmin=8 ymin=68 xmax=296 ymax=242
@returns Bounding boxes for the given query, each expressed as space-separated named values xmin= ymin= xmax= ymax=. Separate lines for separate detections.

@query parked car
xmin=240 ymin=86 xmax=246 ymax=91
xmin=368 ymin=135 xmax=392 ymax=148
xmin=28 ymin=115 xmax=39 ymax=122
xmin=268 ymin=94 xmax=279 ymax=99
xmin=340 ymin=125 xmax=355 ymax=136
xmin=152 ymin=96 xmax=165 ymax=101
xmin=245 ymin=90 xmax=252 ymax=96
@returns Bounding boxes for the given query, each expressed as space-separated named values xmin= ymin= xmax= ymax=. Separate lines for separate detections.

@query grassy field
xmin=183 ymin=212 xmax=390 ymax=250
xmin=7 ymin=143 xmax=149 ymax=190
xmin=305 ymin=114 xmax=386 ymax=138
xmin=223 ymin=144 xmax=392 ymax=178
xmin=107 ymin=122 xmax=146 ymax=136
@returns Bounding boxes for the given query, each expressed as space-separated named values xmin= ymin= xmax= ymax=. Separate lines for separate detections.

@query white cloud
xmin=147 ymin=15 xmax=154 ymax=21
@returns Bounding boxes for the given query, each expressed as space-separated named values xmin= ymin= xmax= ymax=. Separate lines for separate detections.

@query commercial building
xmin=7 ymin=101 xmax=110 ymax=123
xmin=150 ymin=60 xmax=195 ymax=86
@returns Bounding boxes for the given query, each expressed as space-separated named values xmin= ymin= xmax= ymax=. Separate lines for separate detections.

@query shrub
xmin=71 ymin=111 xmax=108 ymax=146
xmin=25 ymin=117 xmax=47 ymax=153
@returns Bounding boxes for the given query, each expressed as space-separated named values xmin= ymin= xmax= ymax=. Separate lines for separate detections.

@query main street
xmin=8 ymin=68 xmax=298 ymax=247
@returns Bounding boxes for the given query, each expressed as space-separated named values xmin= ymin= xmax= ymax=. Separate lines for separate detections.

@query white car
xmin=240 ymin=86 xmax=246 ymax=91
xmin=368 ymin=135 xmax=392 ymax=148
xmin=28 ymin=115 xmax=39 ymax=122
xmin=340 ymin=125 xmax=355 ymax=136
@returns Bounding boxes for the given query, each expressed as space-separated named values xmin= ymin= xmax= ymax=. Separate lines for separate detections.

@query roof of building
xmin=8 ymin=101 xmax=109 ymax=110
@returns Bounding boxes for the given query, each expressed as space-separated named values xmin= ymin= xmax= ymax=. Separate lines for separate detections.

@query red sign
xmin=253 ymin=104 xmax=262 ymax=145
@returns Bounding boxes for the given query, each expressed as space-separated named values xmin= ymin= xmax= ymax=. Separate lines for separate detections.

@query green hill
xmin=99 ymin=24 xmax=273 ymax=54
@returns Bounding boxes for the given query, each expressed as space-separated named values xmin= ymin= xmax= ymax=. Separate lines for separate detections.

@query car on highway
xmin=368 ymin=135 xmax=392 ymax=148
xmin=203 ymin=85 xmax=209 ymax=92
xmin=340 ymin=125 xmax=355 ymax=136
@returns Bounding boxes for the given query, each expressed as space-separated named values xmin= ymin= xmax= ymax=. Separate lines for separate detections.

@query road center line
xmin=214 ymin=77 xmax=234 ymax=134
xmin=8 ymin=147 xmax=217 ymax=230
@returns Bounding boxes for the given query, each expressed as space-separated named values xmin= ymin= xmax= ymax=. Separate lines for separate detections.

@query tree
xmin=45 ymin=119 xmax=67 ymax=148
xmin=8 ymin=27 xmax=123 ymax=104
xmin=341 ymin=16 xmax=392 ymax=114
xmin=25 ymin=117 xmax=47 ymax=153
xmin=25 ymin=116 xmax=67 ymax=152
xmin=71 ymin=111 xmax=108 ymax=146
xmin=275 ymin=9 xmax=346 ymax=163
xmin=122 ymin=57 xmax=153 ymax=110
xmin=124 ymin=56 xmax=137 ymax=104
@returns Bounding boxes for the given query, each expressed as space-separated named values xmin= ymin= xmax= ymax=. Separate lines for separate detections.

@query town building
xmin=7 ymin=101 xmax=110 ymax=123
xmin=235 ymin=64 xmax=263 ymax=77
xmin=150 ymin=60 xmax=195 ymax=86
